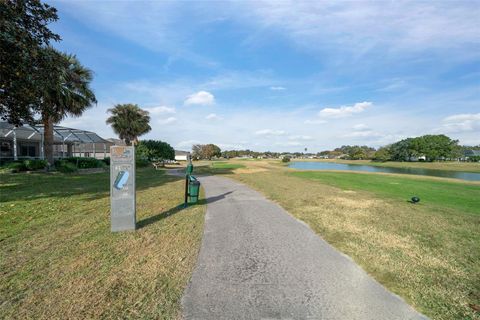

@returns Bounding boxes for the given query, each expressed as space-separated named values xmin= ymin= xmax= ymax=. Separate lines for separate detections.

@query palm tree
xmin=106 ymin=104 xmax=151 ymax=145
xmin=39 ymin=48 xmax=97 ymax=165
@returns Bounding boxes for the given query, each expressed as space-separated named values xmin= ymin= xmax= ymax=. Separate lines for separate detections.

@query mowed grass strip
xmin=232 ymin=165 xmax=480 ymax=320
xmin=0 ymin=168 xmax=205 ymax=319
xmin=291 ymin=171 xmax=480 ymax=215
xmin=211 ymin=161 xmax=245 ymax=169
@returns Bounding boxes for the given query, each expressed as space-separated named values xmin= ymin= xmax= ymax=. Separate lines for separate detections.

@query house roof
xmin=0 ymin=121 xmax=109 ymax=144
xmin=106 ymin=138 xmax=126 ymax=146
xmin=175 ymin=150 xmax=190 ymax=156
xmin=465 ymin=149 xmax=480 ymax=156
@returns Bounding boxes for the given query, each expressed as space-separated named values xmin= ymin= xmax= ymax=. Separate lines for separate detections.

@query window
xmin=0 ymin=141 xmax=12 ymax=156
xmin=20 ymin=144 xmax=37 ymax=157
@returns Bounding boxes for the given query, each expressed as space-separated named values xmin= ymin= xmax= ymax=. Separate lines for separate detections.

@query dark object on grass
xmin=411 ymin=196 xmax=420 ymax=204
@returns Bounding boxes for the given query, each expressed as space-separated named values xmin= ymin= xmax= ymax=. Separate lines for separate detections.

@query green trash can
xmin=188 ymin=176 xmax=200 ymax=203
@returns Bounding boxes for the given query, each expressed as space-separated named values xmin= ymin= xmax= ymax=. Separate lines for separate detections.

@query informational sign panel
xmin=110 ymin=146 xmax=136 ymax=232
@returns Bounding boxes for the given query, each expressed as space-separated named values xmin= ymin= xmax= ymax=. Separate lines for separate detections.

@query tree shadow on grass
xmin=0 ymin=167 xmax=182 ymax=202
xmin=137 ymin=191 xmax=234 ymax=229
xmin=137 ymin=203 xmax=185 ymax=229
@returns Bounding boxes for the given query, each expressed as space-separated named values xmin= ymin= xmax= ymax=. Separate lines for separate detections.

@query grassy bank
xmin=298 ymin=158 xmax=480 ymax=173
xmin=291 ymin=171 xmax=480 ymax=215
xmin=0 ymin=168 xmax=205 ymax=319
xmin=201 ymin=159 xmax=479 ymax=319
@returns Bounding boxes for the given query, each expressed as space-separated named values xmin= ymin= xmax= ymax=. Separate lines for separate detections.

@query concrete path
xmin=182 ymin=175 xmax=427 ymax=320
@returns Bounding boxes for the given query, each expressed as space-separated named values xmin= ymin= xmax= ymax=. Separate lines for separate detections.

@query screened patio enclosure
xmin=0 ymin=121 xmax=113 ymax=161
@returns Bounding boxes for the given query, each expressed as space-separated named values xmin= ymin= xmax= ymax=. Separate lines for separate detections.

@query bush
xmin=282 ymin=156 xmax=291 ymax=163
xmin=102 ymin=157 xmax=110 ymax=165
xmin=56 ymin=160 xmax=78 ymax=173
xmin=7 ymin=161 xmax=27 ymax=173
xmin=5 ymin=159 xmax=48 ymax=172
xmin=23 ymin=159 xmax=48 ymax=170
xmin=136 ymin=158 xmax=150 ymax=168
xmin=63 ymin=157 xmax=105 ymax=169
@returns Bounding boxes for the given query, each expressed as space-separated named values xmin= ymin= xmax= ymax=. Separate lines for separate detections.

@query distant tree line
xmin=317 ymin=134 xmax=479 ymax=162
xmin=198 ymin=134 xmax=478 ymax=162
xmin=318 ymin=145 xmax=376 ymax=160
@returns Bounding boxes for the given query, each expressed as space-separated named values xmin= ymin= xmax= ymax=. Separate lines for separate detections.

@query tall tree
xmin=191 ymin=144 xmax=221 ymax=160
xmin=136 ymin=140 xmax=175 ymax=161
xmin=39 ymin=48 xmax=96 ymax=165
xmin=1 ymin=0 xmax=60 ymax=125
xmin=106 ymin=104 xmax=151 ymax=145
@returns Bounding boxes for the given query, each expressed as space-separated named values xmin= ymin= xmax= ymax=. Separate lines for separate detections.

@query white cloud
xmin=255 ymin=129 xmax=286 ymax=136
xmin=241 ymin=2 xmax=480 ymax=57
xmin=288 ymin=135 xmax=312 ymax=141
xmin=176 ymin=140 xmax=201 ymax=149
xmin=319 ymin=102 xmax=372 ymax=119
xmin=206 ymin=113 xmax=221 ymax=120
xmin=344 ymin=131 xmax=382 ymax=138
xmin=146 ymin=106 xmax=176 ymax=115
xmin=158 ymin=117 xmax=177 ymax=125
xmin=275 ymin=141 xmax=302 ymax=146
xmin=438 ymin=113 xmax=480 ymax=133
xmin=304 ymin=119 xmax=327 ymax=124
xmin=353 ymin=124 xmax=370 ymax=131
xmin=343 ymin=123 xmax=383 ymax=139
xmin=184 ymin=91 xmax=215 ymax=106
xmin=217 ymin=142 xmax=245 ymax=149
xmin=269 ymin=86 xmax=286 ymax=91
xmin=377 ymin=79 xmax=408 ymax=92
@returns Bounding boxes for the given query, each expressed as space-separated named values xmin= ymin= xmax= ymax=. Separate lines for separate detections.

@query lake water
xmin=288 ymin=161 xmax=480 ymax=182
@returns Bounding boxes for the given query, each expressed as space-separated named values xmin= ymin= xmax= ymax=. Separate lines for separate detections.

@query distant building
xmin=408 ymin=155 xmax=427 ymax=162
xmin=175 ymin=150 xmax=190 ymax=161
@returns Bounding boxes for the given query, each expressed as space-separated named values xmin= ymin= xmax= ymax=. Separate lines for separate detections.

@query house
xmin=408 ymin=155 xmax=427 ymax=162
xmin=0 ymin=121 xmax=111 ymax=161
xmin=175 ymin=150 xmax=190 ymax=161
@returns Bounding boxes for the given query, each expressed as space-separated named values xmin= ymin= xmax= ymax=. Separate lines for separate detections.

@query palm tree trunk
xmin=43 ymin=113 xmax=54 ymax=166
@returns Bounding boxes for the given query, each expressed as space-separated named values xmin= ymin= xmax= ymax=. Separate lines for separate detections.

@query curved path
xmin=182 ymin=175 xmax=427 ymax=320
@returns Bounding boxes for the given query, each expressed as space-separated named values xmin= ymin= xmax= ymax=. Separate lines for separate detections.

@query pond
xmin=288 ymin=161 xmax=480 ymax=182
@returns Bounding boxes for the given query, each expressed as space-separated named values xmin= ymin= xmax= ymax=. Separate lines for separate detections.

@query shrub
xmin=63 ymin=157 xmax=105 ymax=169
xmin=7 ymin=161 xmax=27 ymax=173
xmin=56 ymin=160 xmax=78 ymax=173
xmin=23 ymin=159 xmax=48 ymax=170
xmin=282 ymin=156 xmax=291 ymax=163
xmin=136 ymin=158 xmax=150 ymax=168
xmin=102 ymin=157 xmax=110 ymax=165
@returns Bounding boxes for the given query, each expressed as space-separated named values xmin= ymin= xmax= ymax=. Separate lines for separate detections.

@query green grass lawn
xmin=0 ymin=168 xmax=205 ymax=319
xmin=291 ymin=171 xmax=480 ymax=215
xmin=220 ymin=160 xmax=480 ymax=320
xmin=210 ymin=161 xmax=245 ymax=169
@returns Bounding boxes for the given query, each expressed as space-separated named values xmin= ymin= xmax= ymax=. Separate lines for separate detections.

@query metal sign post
xmin=110 ymin=146 xmax=136 ymax=232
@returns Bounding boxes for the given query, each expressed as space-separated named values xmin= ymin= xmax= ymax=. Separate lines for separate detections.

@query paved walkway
xmin=181 ymin=175 xmax=427 ymax=320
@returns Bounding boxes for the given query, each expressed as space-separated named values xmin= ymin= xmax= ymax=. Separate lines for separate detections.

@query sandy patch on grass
xmin=233 ymin=167 xmax=268 ymax=174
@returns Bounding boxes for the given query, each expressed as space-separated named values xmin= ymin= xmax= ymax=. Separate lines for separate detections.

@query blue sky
xmin=51 ymin=1 xmax=480 ymax=151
